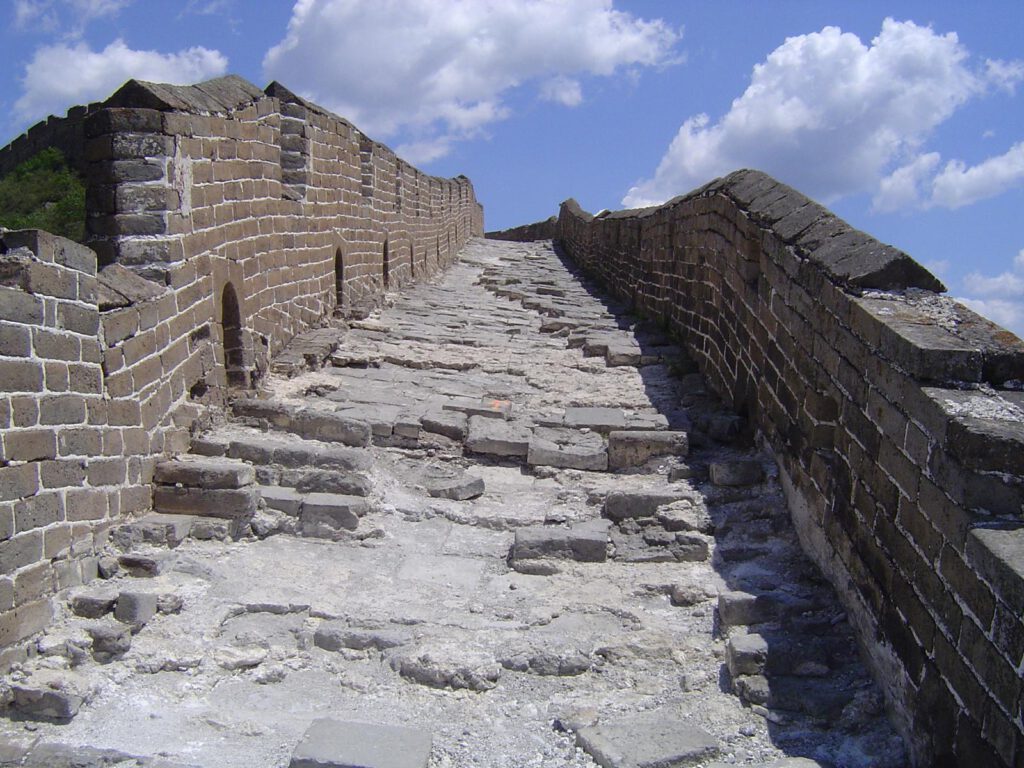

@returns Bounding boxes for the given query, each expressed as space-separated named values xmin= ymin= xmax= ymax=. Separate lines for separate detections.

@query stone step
xmin=232 ymin=398 xmax=372 ymax=448
xmin=192 ymin=430 xmax=373 ymax=472
xmin=526 ymin=426 xmax=607 ymax=471
xmin=607 ymin=430 xmax=688 ymax=469
xmin=509 ymin=521 xmax=610 ymax=573
xmin=300 ymin=493 xmax=371 ymax=538
xmin=153 ymin=456 xmax=255 ymax=489
xmin=152 ymin=486 xmax=258 ymax=522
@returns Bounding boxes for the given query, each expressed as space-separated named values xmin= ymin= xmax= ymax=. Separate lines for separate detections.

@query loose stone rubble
xmin=0 ymin=238 xmax=907 ymax=767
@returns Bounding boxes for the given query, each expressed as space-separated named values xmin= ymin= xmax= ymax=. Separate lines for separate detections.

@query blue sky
xmin=2 ymin=1 xmax=1023 ymax=336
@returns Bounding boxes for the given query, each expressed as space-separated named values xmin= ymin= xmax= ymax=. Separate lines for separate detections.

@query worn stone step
xmin=192 ymin=430 xmax=373 ymax=472
xmin=574 ymin=710 xmax=719 ymax=768
xmin=232 ymin=398 xmax=372 ymax=447
xmin=510 ymin=521 xmax=609 ymax=569
xmin=607 ymin=430 xmax=688 ymax=469
xmin=300 ymin=493 xmax=370 ymax=538
xmin=526 ymin=426 xmax=607 ymax=471
xmin=603 ymin=488 xmax=697 ymax=521
xmin=152 ymin=486 xmax=258 ymax=521
xmin=153 ymin=456 xmax=255 ymax=489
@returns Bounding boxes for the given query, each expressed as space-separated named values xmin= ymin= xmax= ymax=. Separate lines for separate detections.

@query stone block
xmin=512 ymin=522 xmax=608 ymax=563
xmin=442 ymin=397 xmax=512 ymax=420
xmin=607 ymin=430 xmax=688 ymax=469
xmin=314 ymin=622 xmax=409 ymax=652
xmin=69 ymin=590 xmax=117 ymax=618
xmin=603 ymin=489 xmax=695 ymax=521
xmin=289 ymin=718 xmax=432 ymax=768
xmin=153 ymin=456 xmax=255 ymax=489
xmin=421 ymin=470 xmax=485 ymax=501
xmin=112 ymin=512 xmax=195 ymax=549
xmin=288 ymin=469 xmax=372 ymax=497
xmin=114 ymin=591 xmax=158 ymax=628
xmin=153 ymin=485 xmax=257 ymax=520
xmin=726 ymin=633 xmax=769 ymax=678
xmin=421 ymin=410 xmax=468 ymax=440
xmin=709 ymin=460 xmax=764 ymax=486
xmin=10 ymin=670 xmax=86 ymax=720
xmin=464 ymin=417 xmax=531 ymax=458
xmin=527 ymin=427 xmax=607 ymax=471
xmin=562 ymin=406 xmax=627 ymax=434
xmin=575 ymin=710 xmax=719 ymax=768
xmin=87 ymin=620 xmax=132 ymax=660
xmin=294 ymin=410 xmax=373 ymax=447
xmin=259 ymin=485 xmax=304 ymax=517
xmin=301 ymin=493 xmax=369 ymax=537
xmin=717 ymin=591 xmax=779 ymax=627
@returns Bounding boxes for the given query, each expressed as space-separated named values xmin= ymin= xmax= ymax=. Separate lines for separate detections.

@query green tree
xmin=0 ymin=148 xmax=86 ymax=242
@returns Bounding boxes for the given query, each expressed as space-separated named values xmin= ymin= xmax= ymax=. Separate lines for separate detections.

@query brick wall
xmin=556 ymin=170 xmax=1024 ymax=768
xmin=0 ymin=74 xmax=483 ymax=664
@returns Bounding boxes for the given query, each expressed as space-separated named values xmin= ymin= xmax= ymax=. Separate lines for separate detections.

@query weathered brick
xmin=0 ymin=323 xmax=32 ymax=356
xmin=0 ymin=464 xmax=39 ymax=503
xmin=39 ymin=459 xmax=86 ymax=489
xmin=0 ymin=531 xmax=43 ymax=574
xmin=0 ymin=598 xmax=53 ymax=647
xmin=0 ymin=287 xmax=43 ymax=324
xmin=3 ymin=429 xmax=57 ymax=461
xmin=3 ymin=360 xmax=44 ymax=392
xmin=13 ymin=562 xmax=51 ymax=606
xmin=64 ymin=489 xmax=108 ymax=522
xmin=14 ymin=492 xmax=63 ymax=533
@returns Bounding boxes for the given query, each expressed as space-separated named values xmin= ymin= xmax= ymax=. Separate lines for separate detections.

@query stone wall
xmin=556 ymin=170 xmax=1024 ymax=768
xmin=486 ymin=216 xmax=557 ymax=242
xmin=0 ymin=75 xmax=482 ymax=665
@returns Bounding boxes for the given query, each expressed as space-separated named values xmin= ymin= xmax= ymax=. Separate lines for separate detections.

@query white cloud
xmin=957 ymin=247 xmax=1024 ymax=339
xmin=15 ymin=39 xmax=228 ymax=124
xmin=963 ymin=271 xmax=1024 ymax=297
xmin=540 ymin=76 xmax=584 ymax=107
xmin=876 ymin=141 xmax=1024 ymax=211
xmin=264 ymin=0 xmax=679 ymax=157
xmin=623 ymin=18 xmax=1020 ymax=208
xmin=14 ymin=0 xmax=131 ymax=36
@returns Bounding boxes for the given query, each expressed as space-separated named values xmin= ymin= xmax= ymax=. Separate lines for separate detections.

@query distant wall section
xmin=557 ymin=170 xmax=1024 ymax=768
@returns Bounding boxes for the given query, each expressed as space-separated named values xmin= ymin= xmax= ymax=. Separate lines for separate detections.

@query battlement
xmin=556 ymin=169 xmax=1024 ymax=767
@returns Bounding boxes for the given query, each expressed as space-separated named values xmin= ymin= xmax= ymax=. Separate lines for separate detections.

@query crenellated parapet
xmin=557 ymin=169 xmax=1024 ymax=768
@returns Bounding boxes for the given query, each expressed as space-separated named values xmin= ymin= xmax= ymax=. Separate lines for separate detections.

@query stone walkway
xmin=0 ymin=239 xmax=906 ymax=767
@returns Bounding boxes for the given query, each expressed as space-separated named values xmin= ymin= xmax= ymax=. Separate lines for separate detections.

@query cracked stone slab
xmin=527 ymin=426 xmax=608 ymax=471
xmin=575 ymin=709 xmax=719 ymax=768
xmin=153 ymin=456 xmax=255 ymax=489
xmin=290 ymin=718 xmax=432 ymax=768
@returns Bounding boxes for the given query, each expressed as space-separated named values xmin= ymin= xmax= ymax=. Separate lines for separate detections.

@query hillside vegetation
xmin=0 ymin=148 xmax=85 ymax=242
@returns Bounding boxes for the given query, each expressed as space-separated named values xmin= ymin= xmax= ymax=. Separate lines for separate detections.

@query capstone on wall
xmin=556 ymin=170 xmax=1024 ymax=768
xmin=0 ymin=74 xmax=482 ymax=665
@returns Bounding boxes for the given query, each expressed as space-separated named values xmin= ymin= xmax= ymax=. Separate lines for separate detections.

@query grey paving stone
xmin=527 ymin=426 xmax=607 ymax=471
xmin=300 ymin=493 xmax=369 ymax=537
xmin=289 ymin=718 xmax=432 ymax=768
xmin=575 ymin=709 xmax=719 ymax=768
xmin=114 ymin=590 xmax=158 ymax=628
xmin=511 ymin=521 xmax=608 ymax=563
xmin=442 ymin=397 xmax=513 ymax=420
xmin=563 ymin=407 xmax=627 ymax=433
xmin=421 ymin=409 xmax=469 ymax=440
xmin=464 ymin=416 xmax=531 ymax=458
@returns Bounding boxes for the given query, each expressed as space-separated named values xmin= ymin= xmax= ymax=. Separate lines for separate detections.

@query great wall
xmin=0 ymin=75 xmax=1021 ymax=768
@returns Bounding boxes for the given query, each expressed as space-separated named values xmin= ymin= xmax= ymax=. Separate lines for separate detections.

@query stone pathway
xmin=0 ymin=239 xmax=907 ymax=768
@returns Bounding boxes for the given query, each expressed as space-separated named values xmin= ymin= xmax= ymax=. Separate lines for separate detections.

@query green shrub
xmin=0 ymin=148 xmax=86 ymax=242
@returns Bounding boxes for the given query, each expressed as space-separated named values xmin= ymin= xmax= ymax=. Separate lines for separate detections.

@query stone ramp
xmin=0 ymin=238 xmax=905 ymax=767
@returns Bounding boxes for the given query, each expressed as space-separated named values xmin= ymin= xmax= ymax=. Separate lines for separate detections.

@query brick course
xmin=556 ymin=170 xmax=1024 ymax=768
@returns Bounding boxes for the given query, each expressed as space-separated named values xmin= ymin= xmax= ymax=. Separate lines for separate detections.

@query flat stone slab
xmin=575 ymin=709 xmax=719 ymax=768
xmin=563 ymin=407 xmax=628 ymax=433
xmin=154 ymin=456 xmax=255 ymax=489
xmin=301 ymin=493 xmax=370 ymax=537
xmin=464 ymin=416 xmax=531 ymax=458
xmin=607 ymin=430 xmax=688 ymax=469
xmin=259 ymin=485 xmax=304 ymax=516
xmin=443 ymin=397 xmax=513 ymax=420
xmin=421 ymin=410 xmax=469 ymax=440
xmin=112 ymin=512 xmax=195 ymax=548
xmin=527 ymin=426 xmax=607 ymax=471
xmin=289 ymin=718 xmax=432 ymax=768
xmin=511 ymin=520 xmax=609 ymax=563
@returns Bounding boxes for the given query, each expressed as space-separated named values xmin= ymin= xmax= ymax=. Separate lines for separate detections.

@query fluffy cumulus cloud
xmin=15 ymin=39 xmax=228 ymax=123
xmin=263 ymin=0 xmax=679 ymax=162
xmin=14 ymin=0 xmax=133 ymax=35
xmin=877 ymin=141 xmax=1024 ymax=211
xmin=623 ymin=18 xmax=1023 ymax=209
xmin=957 ymin=248 xmax=1024 ymax=338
